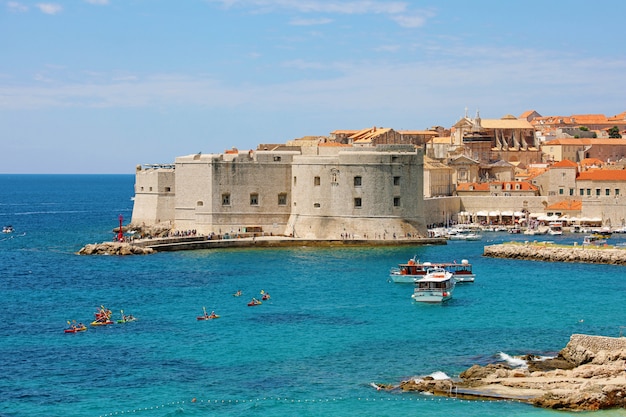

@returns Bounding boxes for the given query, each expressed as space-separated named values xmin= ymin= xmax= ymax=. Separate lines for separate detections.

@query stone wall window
xmin=605 ymin=188 xmax=610 ymax=196
xmin=616 ymin=189 xmax=620 ymax=196
xmin=293 ymin=176 xmax=297 ymax=186
xmin=559 ymin=188 xmax=564 ymax=195
xmin=314 ymin=203 xmax=320 ymax=208
xmin=197 ymin=201 xmax=203 ymax=207
xmin=165 ymin=187 xmax=171 ymax=192
xmin=354 ymin=176 xmax=362 ymax=187
xmin=569 ymin=188 xmax=574 ymax=196
xmin=273 ymin=156 xmax=281 ymax=162
xmin=580 ymin=188 xmax=584 ymax=196
xmin=393 ymin=176 xmax=400 ymax=186
xmin=222 ymin=193 xmax=230 ymax=205
xmin=250 ymin=193 xmax=259 ymax=205
xmin=278 ymin=193 xmax=287 ymax=206
xmin=354 ymin=197 xmax=362 ymax=208
xmin=314 ymin=176 xmax=321 ymax=186
xmin=393 ymin=197 xmax=401 ymax=207
xmin=331 ymin=169 xmax=339 ymax=186
xmin=595 ymin=189 xmax=601 ymax=196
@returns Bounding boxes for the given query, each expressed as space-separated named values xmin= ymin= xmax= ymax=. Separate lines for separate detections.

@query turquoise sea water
xmin=1 ymin=174 xmax=625 ymax=417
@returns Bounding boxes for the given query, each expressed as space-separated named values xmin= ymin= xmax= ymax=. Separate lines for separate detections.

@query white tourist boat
xmin=411 ymin=267 xmax=455 ymax=303
xmin=390 ymin=259 xmax=475 ymax=283
xmin=548 ymin=222 xmax=563 ymax=236
xmin=447 ymin=229 xmax=482 ymax=241
xmin=2 ymin=225 xmax=14 ymax=234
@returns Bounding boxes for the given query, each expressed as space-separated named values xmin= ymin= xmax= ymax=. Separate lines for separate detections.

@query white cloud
xmin=7 ymin=1 xmax=28 ymax=12
xmin=391 ymin=12 xmax=430 ymax=28
xmin=209 ymin=0 xmax=408 ymax=14
xmin=36 ymin=3 xmax=62 ymax=14
xmin=84 ymin=0 xmax=110 ymax=4
xmin=289 ymin=17 xmax=332 ymax=26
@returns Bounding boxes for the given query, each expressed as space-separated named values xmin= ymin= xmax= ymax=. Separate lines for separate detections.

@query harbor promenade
xmin=132 ymin=235 xmax=447 ymax=252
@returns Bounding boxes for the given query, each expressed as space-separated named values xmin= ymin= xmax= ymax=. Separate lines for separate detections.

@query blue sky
xmin=2 ymin=0 xmax=625 ymax=174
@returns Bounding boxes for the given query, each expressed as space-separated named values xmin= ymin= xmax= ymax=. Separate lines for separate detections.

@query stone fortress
xmin=131 ymin=109 xmax=626 ymax=237
xmin=131 ymin=145 xmax=427 ymax=239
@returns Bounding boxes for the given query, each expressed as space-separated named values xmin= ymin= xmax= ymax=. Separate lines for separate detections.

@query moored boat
xmin=412 ymin=267 xmax=455 ymax=303
xmin=390 ymin=259 xmax=475 ymax=283
xmin=2 ymin=225 xmax=14 ymax=233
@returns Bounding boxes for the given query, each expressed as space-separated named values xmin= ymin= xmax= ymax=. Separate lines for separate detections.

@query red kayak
xmin=247 ymin=301 xmax=262 ymax=307
xmin=197 ymin=314 xmax=220 ymax=320
xmin=64 ymin=326 xmax=87 ymax=333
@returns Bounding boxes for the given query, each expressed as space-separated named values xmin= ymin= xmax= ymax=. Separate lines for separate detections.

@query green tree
xmin=608 ymin=126 xmax=621 ymax=138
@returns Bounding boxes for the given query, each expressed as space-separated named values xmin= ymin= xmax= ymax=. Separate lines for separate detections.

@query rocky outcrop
xmin=77 ymin=242 xmax=155 ymax=255
xmin=484 ymin=243 xmax=626 ymax=265
xmin=381 ymin=334 xmax=626 ymax=411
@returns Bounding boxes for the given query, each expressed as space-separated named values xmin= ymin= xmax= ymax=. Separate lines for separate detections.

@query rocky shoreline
xmin=484 ymin=242 xmax=626 ymax=265
xmin=76 ymin=241 xmax=155 ymax=255
xmin=377 ymin=334 xmax=626 ymax=411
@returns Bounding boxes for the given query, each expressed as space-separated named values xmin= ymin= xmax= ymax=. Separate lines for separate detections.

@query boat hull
xmin=412 ymin=291 xmax=453 ymax=303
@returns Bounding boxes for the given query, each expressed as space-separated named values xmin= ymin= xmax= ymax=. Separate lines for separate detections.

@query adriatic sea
xmin=0 ymin=174 xmax=624 ymax=417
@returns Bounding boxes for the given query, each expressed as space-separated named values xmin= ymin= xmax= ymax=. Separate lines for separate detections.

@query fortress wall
xmin=288 ymin=149 xmax=426 ymax=237
xmin=131 ymin=168 xmax=175 ymax=226
xmin=287 ymin=215 xmax=424 ymax=240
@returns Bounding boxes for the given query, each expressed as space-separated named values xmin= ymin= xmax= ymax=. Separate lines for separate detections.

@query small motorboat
xmin=412 ymin=267 xmax=455 ymax=303
xmin=2 ymin=225 xmax=14 ymax=234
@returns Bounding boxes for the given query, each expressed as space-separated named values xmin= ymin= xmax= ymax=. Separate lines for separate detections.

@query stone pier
xmin=483 ymin=242 xmax=626 ymax=265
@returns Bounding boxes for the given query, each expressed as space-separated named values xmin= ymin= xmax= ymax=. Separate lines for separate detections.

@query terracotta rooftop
xmin=551 ymin=159 xmax=578 ymax=168
xmin=546 ymin=200 xmax=582 ymax=211
xmin=577 ymin=169 xmax=626 ymax=181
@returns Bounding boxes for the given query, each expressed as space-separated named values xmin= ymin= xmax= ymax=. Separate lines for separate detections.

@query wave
xmin=498 ymin=352 xmax=527 ymax=368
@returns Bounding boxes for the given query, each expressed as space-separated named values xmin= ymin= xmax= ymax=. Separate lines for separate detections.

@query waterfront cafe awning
xmin=476 ymin=211 xmax=488 ymax=217
xmin=488 ymin=211 xmax=500 ymax=217
xmin=501 ymin=210 xmax=514 ymax=216
xmin=514 ymin=211 xmax=524 ymax=217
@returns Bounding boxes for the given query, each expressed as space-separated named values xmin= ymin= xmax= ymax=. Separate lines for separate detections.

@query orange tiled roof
xmin=546 ymin=200 xmax=582 ymax=211
xmin=319 ymin=142 xmax=350 ymax=147
xmin=551 ymin=159 xmax=578 ymax=168
xmin=580 ymin=158 xmax=604 ymax=167
xmin=543 ymin=138 xmax=626 ymax=146
xmin=577 ymin=169 xmax=626 ymax=181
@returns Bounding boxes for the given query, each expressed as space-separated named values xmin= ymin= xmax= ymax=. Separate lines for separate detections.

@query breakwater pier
xmin=78 ymin=235 xmax=447 ymax=255
xmin=484 ymin=242 xmax=626 ymax=265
